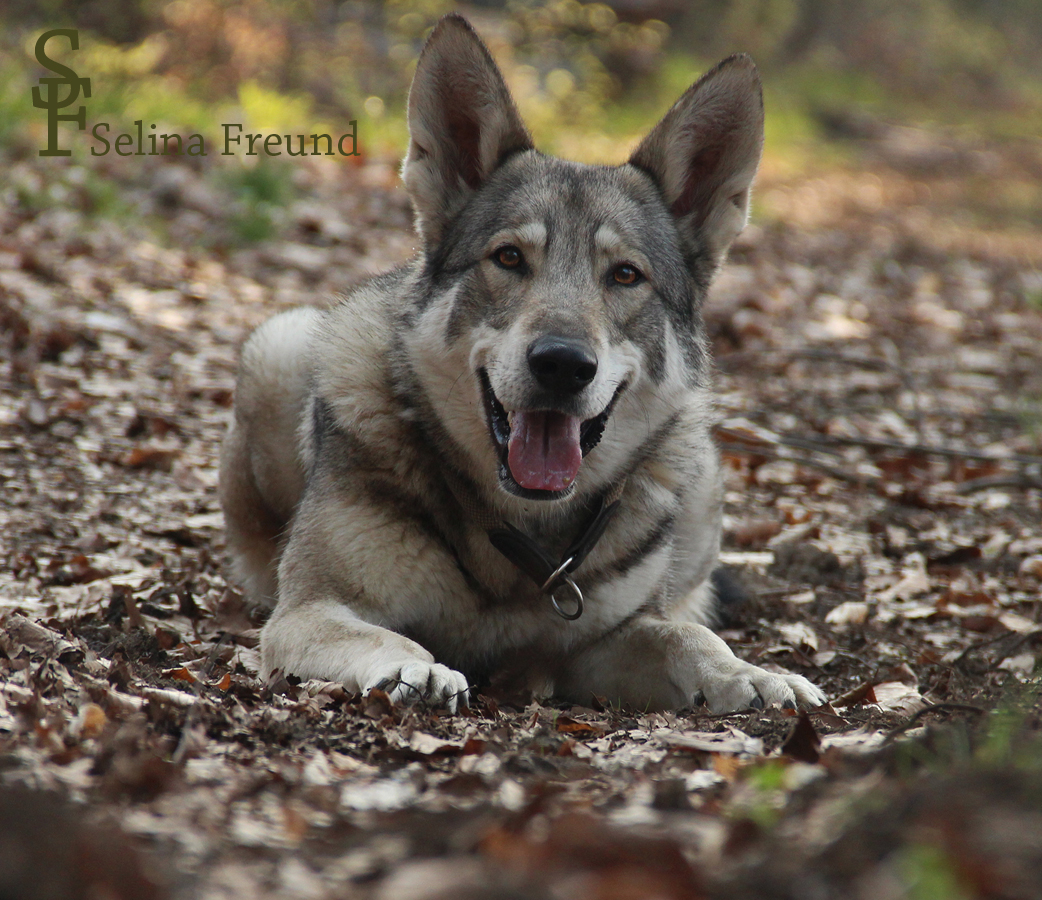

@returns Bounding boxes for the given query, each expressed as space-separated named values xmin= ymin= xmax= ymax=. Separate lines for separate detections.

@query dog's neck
xmin=443 ymin=468 xmax=624 ymax=620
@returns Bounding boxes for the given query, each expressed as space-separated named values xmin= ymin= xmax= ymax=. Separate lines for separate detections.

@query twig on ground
xmin=953 ymin=629 xmax=1042 ymax=672
xmin=171 ymin=631 xmax=231 ymax=766
xmin=714 ymin=432 xmax=878 ymax=487
xmin=787 ymin=433 xmax=1042 ymax=469
xmin=718 ymin=422 xmax=1042 ymax=494
xmin=955 ymin=474 xmax=1042 ymax=494
xmin=884 ymin=701 xmax=986 ymax=742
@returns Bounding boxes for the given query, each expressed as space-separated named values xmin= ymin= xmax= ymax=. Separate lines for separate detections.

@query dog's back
xmin=220 ymin=306 xmax=319 ymax=606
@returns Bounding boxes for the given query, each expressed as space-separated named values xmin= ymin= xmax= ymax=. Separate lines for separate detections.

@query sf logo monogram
xmin=33 ymin=29 xmax=91 ymax=157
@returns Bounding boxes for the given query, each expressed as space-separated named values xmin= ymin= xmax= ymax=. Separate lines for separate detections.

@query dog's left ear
xmin=403 ymin=14 xmax=533 ymax=248
xmin=629 ymin=54 xmax=763 ymax=272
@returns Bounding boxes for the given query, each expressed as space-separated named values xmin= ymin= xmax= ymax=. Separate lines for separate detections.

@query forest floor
xmin=2 ymin=124 xmax=1042 ymax=899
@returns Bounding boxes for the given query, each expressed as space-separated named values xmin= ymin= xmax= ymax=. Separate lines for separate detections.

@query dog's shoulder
xmin=299 ymin=262 xmax=446 ymax=501
xmin=310 ymin=264 xmax=419 ymax=430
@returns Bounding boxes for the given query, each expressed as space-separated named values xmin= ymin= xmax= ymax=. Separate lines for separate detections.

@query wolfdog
xmin=220 ymin=14 xmax=825 ymax=713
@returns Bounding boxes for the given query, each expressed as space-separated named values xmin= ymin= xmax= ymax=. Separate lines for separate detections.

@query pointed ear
xmin=402 ymin=14 xmax=533 ymax=248
xmin=628 ymin=54 xmax=763 ymax=271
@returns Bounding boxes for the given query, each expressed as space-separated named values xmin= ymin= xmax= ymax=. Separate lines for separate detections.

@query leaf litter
xmin=1 ymin=137 xmax=1042 ymax=899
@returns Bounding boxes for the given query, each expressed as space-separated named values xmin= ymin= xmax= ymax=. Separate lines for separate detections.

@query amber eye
xmin=612 ymin=264 xmax=642 ymax=285
xmin=494 ymin=246 xmax=523 ymax=269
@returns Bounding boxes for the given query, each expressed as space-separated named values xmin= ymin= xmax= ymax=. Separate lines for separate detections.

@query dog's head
xmin=401 ymin=15 xmax=762 ymax=505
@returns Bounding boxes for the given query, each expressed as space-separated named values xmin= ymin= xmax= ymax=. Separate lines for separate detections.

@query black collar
xmin=486 ymin=490 xmax=622 ymax=619
xmin=443 ymin=470 xmax=625 ymax=620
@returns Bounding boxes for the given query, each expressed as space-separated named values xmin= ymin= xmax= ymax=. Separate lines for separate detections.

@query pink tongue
xmin=507 ymin=411 xmax=583 ymax=492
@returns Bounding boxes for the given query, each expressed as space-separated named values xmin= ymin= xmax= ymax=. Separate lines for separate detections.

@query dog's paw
xmin=780 ymin=672 xmax=828 ymax=709
xmin=700 ymin=664 xmax=825 ymax=713
xmin=367 ymin=660 xmax=470 ymax=713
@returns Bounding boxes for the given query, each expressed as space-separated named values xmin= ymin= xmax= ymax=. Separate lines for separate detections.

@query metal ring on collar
xmin=541 ymin=557 xmax=574 ymax=593
xmin=542 ymin=557 xmax=583 ymax=620
xmin=550 ymin=577 xmax=584 ymax=620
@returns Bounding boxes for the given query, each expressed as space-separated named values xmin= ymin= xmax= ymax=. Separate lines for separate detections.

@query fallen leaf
xmin=832 ymin=683 xmax=878 ymax=708
xmin=122 ymin=446 xmax=180 ymax=470
xmin=555 ymin=715 xmax=605 ymax=737
xmin=998 ymin=654 xmax=1036 ymax=675
xmin=871 ymin=681 xmax=927 ymax=715
xmin=825 ymin=601 xmax=870 ymax=626
xmin=781 ymin=711 xmax=822 ymax=764
xmin=665 ymin=729 xmax=764 ymax=757
xmin=776 ymin=621 xmax=820 ymax=651
xmin=820 ymin=728 xmax=888 ymax=754
xmin=732 ymin=518 xmax=783 ymax=547
xmin=997 ymin=613 xmax=1039 ymax=634
xmin=138 ymin=687 xmax=199 ymax=708
xmin=408 ymin=732 xmax=464 ymax=756
xmin=2 ymin=613 xmax=83 ymax=662
xmin=163 ymin=666 xmax=197 ymax=684
xmin=877 ymin=567 xmax=931 ymax=603
xmin=1018 ymin=556 xmax=1042 ymax=578
xmin=79 ymin=703 xmax=107 ymax=739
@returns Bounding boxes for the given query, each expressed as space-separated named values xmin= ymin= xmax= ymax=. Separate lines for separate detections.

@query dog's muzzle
xmin=479 ymin=366 xmax=622 ymax=500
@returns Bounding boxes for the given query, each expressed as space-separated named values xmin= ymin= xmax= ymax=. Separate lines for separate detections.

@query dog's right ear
xmin=402 ymin=14 xmax=533 ymax=248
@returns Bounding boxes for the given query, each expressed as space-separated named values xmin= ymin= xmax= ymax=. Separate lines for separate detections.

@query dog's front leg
xmin=260 ymin=598 xmax=469 ymax=711
xmin=258 ymin=479 xmax=472 ymax=712
xmin=557 ymin=619 xmax=825 ymax=713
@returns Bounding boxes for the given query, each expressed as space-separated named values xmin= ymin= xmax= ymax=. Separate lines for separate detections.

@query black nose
xmin=527 ymin=336 xmax=598 ymax=395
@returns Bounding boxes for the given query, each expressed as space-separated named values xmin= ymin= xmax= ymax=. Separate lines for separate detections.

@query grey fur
xmin=220 ymin=14 xmax=825 ymax=713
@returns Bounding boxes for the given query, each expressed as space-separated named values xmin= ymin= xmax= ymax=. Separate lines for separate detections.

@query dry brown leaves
xmin=2 ymin=131 xmax=1041 ymax=898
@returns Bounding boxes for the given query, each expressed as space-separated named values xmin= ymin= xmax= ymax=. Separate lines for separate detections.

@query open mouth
xmin=479 ymin=369 xmax=622 ymax=499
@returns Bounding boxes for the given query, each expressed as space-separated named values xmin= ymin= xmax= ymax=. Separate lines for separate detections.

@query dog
xmin=219 ymin=13 xmax=825 ymax=714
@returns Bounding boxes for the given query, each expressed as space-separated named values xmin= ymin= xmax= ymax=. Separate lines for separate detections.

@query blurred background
xmin=2 ymin=0 xmax=1041 ymax=251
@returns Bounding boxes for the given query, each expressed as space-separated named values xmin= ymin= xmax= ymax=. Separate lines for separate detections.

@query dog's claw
xmin=365 ymin=661 xmax=470 ymax=713
xmin=700 ymin=663 xmax=825 ymax=713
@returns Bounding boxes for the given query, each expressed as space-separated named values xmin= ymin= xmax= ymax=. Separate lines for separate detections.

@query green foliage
xmin=974 ymin=682 xmax=1042 ymax=770
xmin=0 ymin=54 xmax=34 ymax=152
xmin=895 ymin=680 xmax=1042 ymax=778
xmin=3 ymin=0 xmax=1041 ymax=241
xmin=897 ymin=843 xmax=973 ymax=900
xmin=9 ymin=160 xmax=126 ymax=218
xmin=221 ymin=158 xmax=295 ymax=243
xmin=723 ymin=758 xmax=820 ymax=831
xmin=5 ymin=1 xmax=1042 ymax=161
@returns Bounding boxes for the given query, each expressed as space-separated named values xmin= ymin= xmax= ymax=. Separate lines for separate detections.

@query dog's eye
xmin=493 ymin=246 xmax=524 ymax=269
xmin=612 ymin=264 xmax=642 ymax=286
